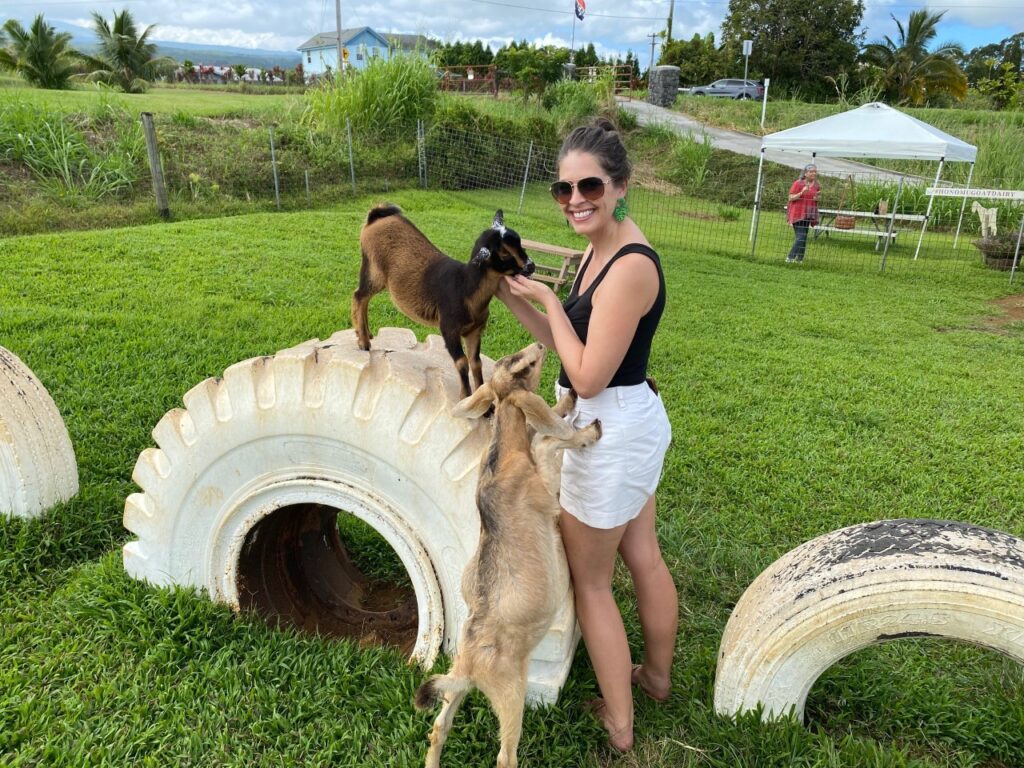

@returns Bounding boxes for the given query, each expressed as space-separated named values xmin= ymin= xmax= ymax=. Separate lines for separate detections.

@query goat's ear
xmin=452 ymin=384 xmax=496 ymax=419
xmin=470 ymin=246 xmax=490 ymax=267
xmin=492 ymin=209 xmax=506 ymax=233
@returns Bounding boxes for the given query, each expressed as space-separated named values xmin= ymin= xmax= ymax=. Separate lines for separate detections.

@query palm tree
xmin=80 ymin=9 xmax=171 ymax=93
xmin=0 ymin=15 xmax=79 ymax=89
xmin=861 ymin=10 xmax=967 ymax=106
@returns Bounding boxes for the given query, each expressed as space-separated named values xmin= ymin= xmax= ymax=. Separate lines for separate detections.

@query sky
xmin=0 ymin=0 xmax=1018 ymax=64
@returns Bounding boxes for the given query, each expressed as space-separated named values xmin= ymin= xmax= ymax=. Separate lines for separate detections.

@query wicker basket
xmin=834 ymin=215 xmax=856 ymax=230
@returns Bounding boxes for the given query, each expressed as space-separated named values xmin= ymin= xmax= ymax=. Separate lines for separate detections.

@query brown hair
xmin=558 ymin=117 xmax=632 ymax=183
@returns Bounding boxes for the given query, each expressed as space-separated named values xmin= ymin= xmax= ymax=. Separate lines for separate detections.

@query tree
xmin=574 ymin=43 xmax=599 ymax=68
xmin=659 ymin=33 xmax=725 ymax=86
xmin=720 ymin=0 xmax=864 ymax=99
xmin=233 ymin=64 xmax=248 ymax=82
xmin=494 ymin=42 xmax=569 ymax=93
xmin=0 ymin=15 xmax=79 ymax=89
xmin=81 ymin=9 xmax=171 ymax=93
xmin=861 ymin=10 xmax=967 ymax=105
xmin=962 ymin=32 xmax=1022 ymax=85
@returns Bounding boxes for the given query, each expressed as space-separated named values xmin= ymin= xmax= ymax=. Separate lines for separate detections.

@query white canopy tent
xmin=750 ymin=102 xmax=978 ymax=261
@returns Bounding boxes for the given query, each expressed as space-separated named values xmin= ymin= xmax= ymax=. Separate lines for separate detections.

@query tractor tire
xmin=122 ymin=328 xmax=578 ymax=703
xmin=714 ymin=519 xmax=1024 ymax=721
xmin=0 ymin=346 xmax=78 ymax=518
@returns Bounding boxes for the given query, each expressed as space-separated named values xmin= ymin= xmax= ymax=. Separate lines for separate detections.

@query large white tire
xmin=714 ymin=519 xmax=1024 ymax=721
xmin=122 ymin=328 xmax=578 ymax=704
xmin=0 ymin=346 xmax=78 ymax=518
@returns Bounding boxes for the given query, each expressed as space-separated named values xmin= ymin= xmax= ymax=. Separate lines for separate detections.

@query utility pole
xmin=335 ymin=0 xmax=344 ymax=73
xmin=667 ymin=0 xmax=674 ymax=43
xmin=647 ymin=32 xmax=657 ymax=75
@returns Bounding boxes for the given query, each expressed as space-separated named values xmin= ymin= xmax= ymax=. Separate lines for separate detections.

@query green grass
xmin=1 ymin=190 xmax=1022 ymax=766
xmin=0 ymin=77 xmax=303 ymax=118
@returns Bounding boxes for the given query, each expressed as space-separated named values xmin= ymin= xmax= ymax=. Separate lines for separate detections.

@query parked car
xmin=688 ymin=78 xmax=764 ymax=99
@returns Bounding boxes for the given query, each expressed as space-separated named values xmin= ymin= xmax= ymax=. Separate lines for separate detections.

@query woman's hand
xmin=495 ymin=275 xmax=513 ymax=302
xmin=505 ymin=274 xmax=555 ymax=306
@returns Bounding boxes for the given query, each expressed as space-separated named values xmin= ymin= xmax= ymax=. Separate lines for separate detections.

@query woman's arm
xmin=506 ymin=252 xmax=658 ymax=398
xmin=494 ymin=278 xmax=556 ymax=347
xmin=788 ymin=180 xmax=808 ymax=201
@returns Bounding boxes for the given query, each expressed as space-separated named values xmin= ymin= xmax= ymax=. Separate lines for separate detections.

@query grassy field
xmin=0 ymin=75 xmax=303 ymax=118
xmin=1 ymin=189 xmax=1022 ymax=766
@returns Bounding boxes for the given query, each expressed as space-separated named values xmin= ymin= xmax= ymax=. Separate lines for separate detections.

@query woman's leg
xmin=618 ymin=495 xmax=677 ymax=699
xmin=559 ymin=510 xmax=634 ymax=750
xmin=786 ymin=221 xmax=809 ymax=261
xmin=794 ymin=220 xmax=810 ymax=261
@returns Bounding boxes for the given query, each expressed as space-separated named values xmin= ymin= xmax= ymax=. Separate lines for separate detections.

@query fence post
xmin=518 ymin=141 xmax=534 ymax=215
xmin=140 ymin=112 xmax=170 ymax=220
xmin=417 ymin=120 xmax=427 ymax=189
xmin=346 ymin=118 xmax=356 ymax=194
xmin=305 ymin=170 xmax=311 ymax=207
xmin=269 ymin=126 xmax=281 ymax=210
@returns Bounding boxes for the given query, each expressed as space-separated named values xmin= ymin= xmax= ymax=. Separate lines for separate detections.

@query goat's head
xmin=469 ymin=209 xmax=535 ymax=277
xmin=451 ymin=342 xmax=546 ymax=418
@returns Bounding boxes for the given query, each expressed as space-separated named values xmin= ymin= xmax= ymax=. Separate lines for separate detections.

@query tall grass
xmin=0 ymin=99 xmax=143 ymax=199
xmin=303 ymin=54 xmax=438 ymax=139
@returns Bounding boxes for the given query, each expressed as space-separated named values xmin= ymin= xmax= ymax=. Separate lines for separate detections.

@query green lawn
xmin=1 ymin=190 xmax=1022 ymax=766
xmin=0 ymin=77 xmax=302 ymax=118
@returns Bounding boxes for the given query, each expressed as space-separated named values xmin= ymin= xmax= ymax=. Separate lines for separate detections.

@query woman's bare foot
xmin=631 ymin=664 xmax=671 ymax=702
xmin=584 ymin=698 xmax=634 ymax=752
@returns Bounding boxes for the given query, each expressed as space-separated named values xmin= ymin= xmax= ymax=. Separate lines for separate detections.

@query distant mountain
xmin=47 ymin=19 xmax=301 ymax=69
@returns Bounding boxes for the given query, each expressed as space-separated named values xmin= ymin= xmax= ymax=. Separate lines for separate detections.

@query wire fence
xmin=419 ymin=124 xmax=1024 ymax=284
xmin=4 ymin=114 xmax=1022 ymax=285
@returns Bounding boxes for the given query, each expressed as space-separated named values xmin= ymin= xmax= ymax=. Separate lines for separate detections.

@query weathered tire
xmin=0 ymin=346 xmax=78 ymax=518
xmin=714 ymin=519 xmax=1024 ymax=721
xmin=122 ymin=328 xmax=578 ymax=703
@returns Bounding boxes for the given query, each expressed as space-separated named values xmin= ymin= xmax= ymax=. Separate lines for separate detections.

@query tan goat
xmin=352 ymin=204 xmax=535 ymax=399
xmin=414 ymin=342 xmax=601 ymax=768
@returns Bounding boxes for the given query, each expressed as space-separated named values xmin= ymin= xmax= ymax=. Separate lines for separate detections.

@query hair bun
xmin=593 ymin=117 xmax=617 ymax=134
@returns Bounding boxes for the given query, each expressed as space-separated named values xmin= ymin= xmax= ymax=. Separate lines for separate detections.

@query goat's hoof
xmin=589 ymin=418 xmax=602 ymax=441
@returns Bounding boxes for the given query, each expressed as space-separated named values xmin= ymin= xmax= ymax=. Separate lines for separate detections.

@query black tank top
xmin=557 ymin=243 xmax=666 ymax=389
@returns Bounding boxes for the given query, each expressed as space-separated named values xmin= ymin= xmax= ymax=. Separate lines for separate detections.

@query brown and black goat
xmin=352 ymin=204 xmax=535 ymax=399
xmin=414 ymin=342 xmax=602 ymax=768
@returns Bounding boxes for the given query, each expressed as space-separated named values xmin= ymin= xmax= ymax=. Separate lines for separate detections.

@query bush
xmin=424 ymin=96 xmax=559 ymax=190
xmin=666 ymin=131 xmax=713 ymax=191
xmin=0 ymin=99 xmax=143 ymax=200
xmin=540 ymin=79 xmax=599 ymax=131
xmin=303 ymin=53 xmax=438 ymax=140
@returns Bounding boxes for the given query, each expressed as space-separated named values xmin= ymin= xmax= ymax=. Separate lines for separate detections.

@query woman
xmin=495 ymin=118 xmax=677 ymax=752
xmin=786 ymin=163 xmax=820 ymax=263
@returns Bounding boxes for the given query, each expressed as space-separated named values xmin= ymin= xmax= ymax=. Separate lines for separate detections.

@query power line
xmin=460 ymin=0 xmax=667 ymax=21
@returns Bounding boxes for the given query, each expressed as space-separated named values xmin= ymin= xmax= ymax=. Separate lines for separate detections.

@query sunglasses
xmin=549 ymin=176 xmax=612 ymax=204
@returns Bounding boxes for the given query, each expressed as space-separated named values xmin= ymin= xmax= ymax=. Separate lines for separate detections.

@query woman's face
xmin=555 ymin=150 xmax=625 ymax=236
xmin=805 ymin=166 xmax=818 ymax=183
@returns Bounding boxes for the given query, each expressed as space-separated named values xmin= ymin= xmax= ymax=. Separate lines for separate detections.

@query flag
xmin=575 ymin=0 xmax=586 ymax=21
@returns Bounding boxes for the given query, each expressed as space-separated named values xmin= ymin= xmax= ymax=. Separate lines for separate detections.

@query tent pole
xmin=879 ymin=175 xmax=904 ymax=273
xmin=952 ymin=162 xmax=974 ymax=250
xmin=749 ymin=148 xmax=765 ymax=243
xmin=914 ymin=157 xmax=944 ymax=261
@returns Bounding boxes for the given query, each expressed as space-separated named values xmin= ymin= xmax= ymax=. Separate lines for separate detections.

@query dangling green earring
xmin=613 ymin=197 xmax=629 ymax=222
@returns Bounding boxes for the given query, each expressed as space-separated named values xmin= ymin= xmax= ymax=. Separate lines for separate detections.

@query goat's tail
xmin=366 ymin=202 xmax=403 ymax=227
xmin=414 ymin=673 xmax=473 ymax=711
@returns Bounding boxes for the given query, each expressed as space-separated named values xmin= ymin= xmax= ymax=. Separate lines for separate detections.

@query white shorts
xmin=555 ymin=381 xmax=672 ymax=530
